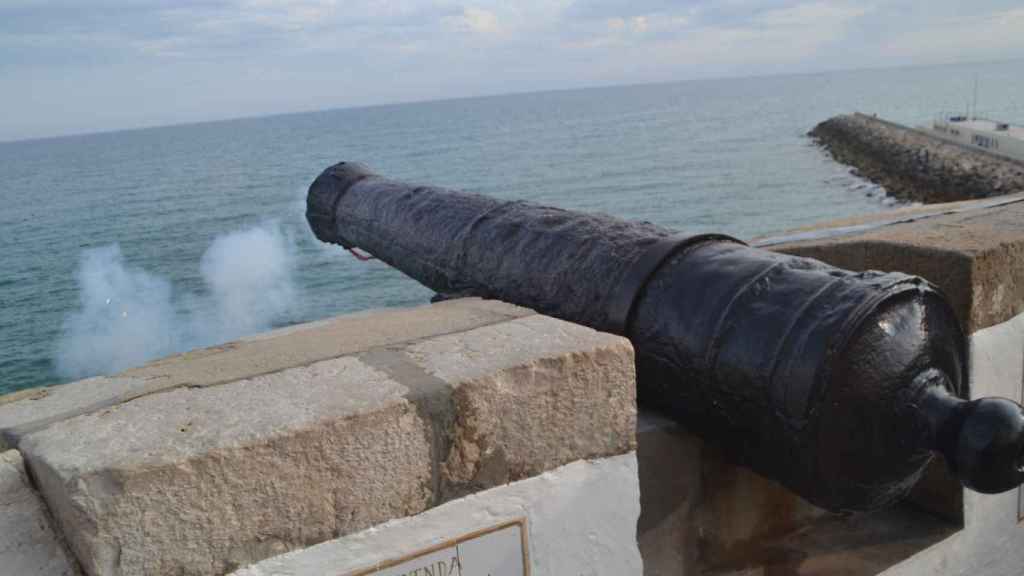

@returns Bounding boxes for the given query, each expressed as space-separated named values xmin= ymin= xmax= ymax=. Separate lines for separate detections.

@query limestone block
xmin=0 ymin=377 xmax=146 ymax=451
xmin=0 ymin=298 xmax=529 ymax=450
xmin=0 ymin=449 xmax=79 ymax=575
xmin=231 ymin=454 xmax=643 ymax=576
xmin=16 ymin=302 xmax=636 ymax=576
xmin=769 ymin=193 xmax=1024 ymax=333
xmin=401 ymin=314 xmax=637 ymax=497
xmin=21 ymin=357 xmax=433 ymax=576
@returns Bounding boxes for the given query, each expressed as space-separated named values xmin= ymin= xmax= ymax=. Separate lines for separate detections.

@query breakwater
xmin=810 ymin=113 xmax=1024 ymax=203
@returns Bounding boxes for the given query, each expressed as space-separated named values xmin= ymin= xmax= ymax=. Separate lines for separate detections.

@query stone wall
xmin=0 ymin=298 xmax=637 ymax=575
xmin=809 ymin=113 xmax=1024 ymax=203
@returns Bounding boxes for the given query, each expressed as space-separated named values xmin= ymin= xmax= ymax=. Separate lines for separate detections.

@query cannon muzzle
xmin=307 ymin=161 xmax=1024 ymax=512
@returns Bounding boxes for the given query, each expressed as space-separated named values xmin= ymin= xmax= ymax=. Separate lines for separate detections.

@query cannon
xmin=306 ymin=161 xmax=1024 ymax=512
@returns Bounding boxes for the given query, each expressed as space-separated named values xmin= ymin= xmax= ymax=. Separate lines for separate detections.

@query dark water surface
xmin=2 ymin=60 xmax=1022 ymax=394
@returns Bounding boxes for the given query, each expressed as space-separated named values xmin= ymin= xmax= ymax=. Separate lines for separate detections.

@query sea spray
xmin=55 ymin=222 xmax=298 ymax=380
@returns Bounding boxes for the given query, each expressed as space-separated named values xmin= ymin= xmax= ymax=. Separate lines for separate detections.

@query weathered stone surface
xmin=769 ymin=194 xmax=1024 ymax=333
xmin=0 ymin=298 xmax=529 ymax=450
xmin=402 ymin=314 xmax=636 ymax=497
xmin=0 ymin=377 xmax=147 ymax=451
xmin=21 ymin=357 xmax=431 ymax=576
xmin=232 ymin=454 xmax=643 ymax=576
xmin=14 ymin=301 xmax=635 ymax=576
xmin=810 ymin=113 xmax=1024 ymax=203
xmin=0 ymin=450 xmax=80 ymax=575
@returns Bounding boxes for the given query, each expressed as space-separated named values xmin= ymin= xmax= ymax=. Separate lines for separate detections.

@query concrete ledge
xmin=0 ymin=298 xmax=532 ymax=450
xmin=0 ymin=450 xmax=79 ymax=575
xmin=768 ymin=195 xmax=1024 ymax=333
xmin=231 ymin=454 xmax=642 ymax=576
xmin=10 ymin=299 xmax=635 ymax=575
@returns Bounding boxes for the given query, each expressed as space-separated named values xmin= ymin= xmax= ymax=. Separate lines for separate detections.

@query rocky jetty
xmin=810 ymin=113 xmax=1024 ymax=203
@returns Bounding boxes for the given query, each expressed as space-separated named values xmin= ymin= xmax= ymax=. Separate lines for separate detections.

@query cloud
xmin=1 ymin=0 xmax=1023 ymax=141
xmin=565 ymin=0 xmax=690 ymax=20
xmin=880 ymin=7 xmax=1024 ymax=63
xmin=565 ymin=0 xmax=870 ymax=75
xmin=755 ymin=1 xmax=866 ymax=27
xmin=0 ymin=0 xmax=467 ymax=61
xmin=445 ymin=7 xmax=500 ymax=34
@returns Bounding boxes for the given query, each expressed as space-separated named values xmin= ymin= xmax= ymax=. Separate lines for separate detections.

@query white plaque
xmin=346 ymin=519 xmax=529 ymax=576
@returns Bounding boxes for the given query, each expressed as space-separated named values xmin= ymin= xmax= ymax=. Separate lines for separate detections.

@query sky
xmin=2 ymin=0 xmax=1023 ymax=142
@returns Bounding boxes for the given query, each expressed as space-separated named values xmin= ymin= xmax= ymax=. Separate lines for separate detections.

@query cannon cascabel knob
xmin=919 ymin=386 xmax=1024 ymax=494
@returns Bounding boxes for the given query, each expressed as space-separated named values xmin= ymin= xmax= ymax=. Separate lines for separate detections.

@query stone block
xmin=0 ymin=449 xmax=79 ymax=575
xmin=0 ymin=298 xmax=529 ymax=450
xmin=0 ymin=377 xmax=146 ymax=451
xmin=767 ymin=193 xmax=1024 ymax=333
xmin=15 ymin=302 xmax=635 ymax=575
xmin=401 ymin=314 xmax=636 ymax=497
xmin=21 ymin=357 xmax=431 ymax=576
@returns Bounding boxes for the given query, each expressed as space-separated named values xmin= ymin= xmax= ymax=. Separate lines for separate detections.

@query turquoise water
xmin=2 ymin=60 xmax=1022 ymax=395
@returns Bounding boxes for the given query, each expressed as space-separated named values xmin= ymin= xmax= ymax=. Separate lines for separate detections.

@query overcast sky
xmin=2 ymin=0 xmax=1023 ymax=141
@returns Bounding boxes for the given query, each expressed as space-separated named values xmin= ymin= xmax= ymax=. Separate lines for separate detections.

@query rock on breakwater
xmin=810 ymin=113 xmax=1024 ymax=204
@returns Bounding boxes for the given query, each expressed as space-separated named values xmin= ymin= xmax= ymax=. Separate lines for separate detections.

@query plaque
xmin=346 ymin=519 xmax=529 ymax=576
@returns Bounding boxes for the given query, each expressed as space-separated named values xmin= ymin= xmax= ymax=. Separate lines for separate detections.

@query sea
xmin=2 ymin=59 xmax=1023 ymax=395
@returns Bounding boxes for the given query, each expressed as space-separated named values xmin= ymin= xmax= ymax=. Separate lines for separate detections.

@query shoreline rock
xmin=809 ymin=113 xmax=1024 ymax=204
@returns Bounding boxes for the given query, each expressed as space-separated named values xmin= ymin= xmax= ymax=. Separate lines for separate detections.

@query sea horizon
xmin=4 ymin=56 xmax=1021 ymax=146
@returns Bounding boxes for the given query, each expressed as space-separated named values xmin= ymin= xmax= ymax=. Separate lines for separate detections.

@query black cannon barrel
xmin=307 ymin=161 xmax=1024 ymax=512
